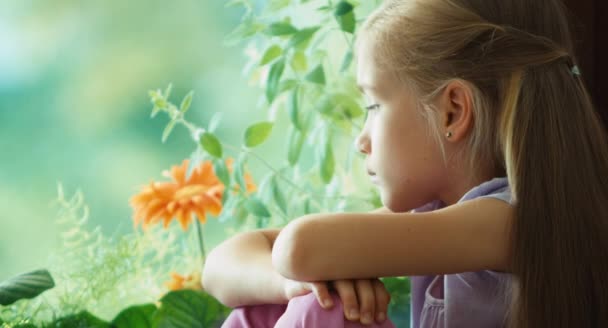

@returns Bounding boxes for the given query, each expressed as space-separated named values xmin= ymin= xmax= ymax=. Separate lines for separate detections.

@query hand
xmin=283 ymin=278 xmax=390 ymax=325
xmin=283 ymin=278 xmax=335 ymax=308
xmin=333 ymin=278 xmax=391 ymax=325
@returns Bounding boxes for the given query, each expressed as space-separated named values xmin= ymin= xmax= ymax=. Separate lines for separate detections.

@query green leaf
xmin=334 ymin=2 xmax=356 ymax=34
xmin=153 ymin=290 xmax=230 ymax=328
xmin=112 ymin=304 xmax=157 ymax=328
xmin=245 ymin=197 xmax=271 ymax=218
xmin=317 ymin=94 xmax=334 ymax=115
xmin=278 ymin=79 xmax=299 ymax=93
xmin=149 ymin=89 xmax=166 ymax=118
xmin=333 ymin=93 xmax=364 ymax=119
xmin=218 ymin=196 xmax=237 ymax=223
xmin=256 ymin=172 xmax=275 ymax=203
xmin=256 ymin=216 xmax=269 ymax=229
xmin=49 ymin=311 xmax=110 ymax=327
xmin=213 ymin=158 xmax=231 ymax=187
xmin=381 ymin=276 xmax=411 ymax=327
xmin=0 ymin=269 xmax=55 ymax=306
xmin=199 ymin=132 xmax=223 ymax=158
xmin=303 ymin=197 xmax=313 ymax=214
xmin=287 ymin=126 xmax=306 ymax=166
xmin=266 ymin=22 xmax=298 ymax=36
xmin=233 ymin=199 xmax=250 ymax=226
xmin=186 ymin=147 xmax=206 ymax=179
xmin=151 ymin=106 xmax=162 ymax=118
xmin=208 ymin=112 xmax=223 ymax=132
xmin=260 ymin=44 xmax=283 ymax=65
xmin=340 ymin=50 xmax=353 ymax=72
xmin=244 ymin=122 xmax=274 ymax=148
xmin=162 ymin=120 xmax=177 ymax=143
xmin=290 ymin=51 xmax=308 ymax=72
xmin=316 ymin=93 xmax=364 ymax=119
xmin=334 ymin=1 xmax=354 ymax=16
xmin=369 ymin=189 xmax=383 ymax=208
xmin=224 ymin=18 xmax=266 ymax=45
xmin=336 ymin=11 xmax=356 ymax=33
xmin=234 ymin=152 xmax=248 ymax=193
xmin=221 ymin=183 xmax=231 ymax=205
xmin=287 ymin=26 xmax=320 ymax=49
xmin=320 ymin=137 xmax=335 ymax=184
xmin=268 ymin=0 xmax=291 ymax=11
xmin=266 ymin=58 xmax=286 ymax=103
xmin=305 ymin=65 xmax=325 ymax=85
xmin=226 ymin=0 xmax=251 ymax=9
xmin=271 ymin=175 xmax=288 ymax=215
xmin=179 ymin=91 xmax=194 ymax=113
xmin=287 ymin=88 xmax=301 ymax=130
xmin=164 ymin=83 xmax=173 ymax=99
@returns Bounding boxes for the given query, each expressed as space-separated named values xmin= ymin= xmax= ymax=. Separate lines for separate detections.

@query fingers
xmin=310 ymin=281 xmax=334 ymax=309
xmin=372 ymin=279 xmax=391 ymax=323
xmin=333 ymin=280 xmax=360 ymax=321
xmin=310 ymin=279 xmax=390 ymax=325
xmin=355 ymin=279 xmax=376 ymax=325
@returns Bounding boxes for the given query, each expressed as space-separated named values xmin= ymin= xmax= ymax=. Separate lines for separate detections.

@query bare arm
xmin=202 ymin=228 xmax=286 ymax=308
xmin=202 ymin=207 xmax=392 ymax=308
xmin=272 ymin=199 xmax=513 ymax=282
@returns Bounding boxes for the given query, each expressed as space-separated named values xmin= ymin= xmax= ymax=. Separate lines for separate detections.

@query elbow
xmin=272 ymin=217 xmax=314 ymax=281
xmin=202 ymin=250 xmax=237 ymax=308
xmin=202 ymin=252 xmax=222 ymax=302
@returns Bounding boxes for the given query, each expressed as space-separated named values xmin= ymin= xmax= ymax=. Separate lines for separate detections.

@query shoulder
xmin=272 ymin=198 xmax=514 ymax=282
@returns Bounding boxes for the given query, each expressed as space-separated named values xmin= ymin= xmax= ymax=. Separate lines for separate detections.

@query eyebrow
xmin=357 ymin=83 xmax=376 ymax=93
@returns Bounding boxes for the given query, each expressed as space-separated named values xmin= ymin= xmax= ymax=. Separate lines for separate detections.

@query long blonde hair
xmin=360 ymin=0 xmax=608 ymax=326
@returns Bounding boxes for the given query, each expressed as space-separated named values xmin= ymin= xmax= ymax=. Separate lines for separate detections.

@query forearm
xmin=202 ymin=229 xmax=288 ymax=308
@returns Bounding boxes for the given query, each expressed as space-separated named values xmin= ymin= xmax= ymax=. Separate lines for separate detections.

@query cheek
xmin=377 ymin=136 xmax=445 ymax=210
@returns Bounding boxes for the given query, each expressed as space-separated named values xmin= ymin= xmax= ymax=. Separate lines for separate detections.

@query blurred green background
xmin=0 ymin=1 xmax=264 ymax=280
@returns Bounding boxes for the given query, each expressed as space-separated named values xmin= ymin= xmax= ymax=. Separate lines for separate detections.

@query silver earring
xmin=446 ymin=131 xmax=453 ymax=138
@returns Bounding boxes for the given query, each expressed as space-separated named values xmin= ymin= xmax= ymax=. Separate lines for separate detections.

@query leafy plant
xmin=2 ymin=1 xmax=412 ymax=326
xmin=0 ymin=188 xmax=230 ymax=327
xmin=0 ymin=270 xmax=55 ymax=307
xmin=145 ymin=0 xmax=410 ymax=324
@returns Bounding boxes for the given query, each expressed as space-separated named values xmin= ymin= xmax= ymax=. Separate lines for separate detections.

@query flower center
xmin=174 ymin=185 xmax=208 ymax=200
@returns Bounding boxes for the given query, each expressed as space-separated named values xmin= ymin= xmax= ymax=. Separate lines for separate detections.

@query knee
xmin=276 ymin=292 xmax=346 ymax=326
xmin=221 ymin=303 xmax=288 ymax=328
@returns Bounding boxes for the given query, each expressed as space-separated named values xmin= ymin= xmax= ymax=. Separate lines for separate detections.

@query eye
xmin=365 ymin=104 xmax=380 ymax=111
xmin=363 ymin=104 xmax=379 ymax=121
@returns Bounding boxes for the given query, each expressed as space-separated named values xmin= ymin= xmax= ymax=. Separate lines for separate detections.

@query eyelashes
xmin=365 ymin=104 xmax=380 ymax=111
xmin=363 ymin=104 xmax=379 ymax=121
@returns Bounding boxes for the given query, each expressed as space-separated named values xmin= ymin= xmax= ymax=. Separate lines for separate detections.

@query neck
xmin=438 ymin=165 xmax=496 ymax=206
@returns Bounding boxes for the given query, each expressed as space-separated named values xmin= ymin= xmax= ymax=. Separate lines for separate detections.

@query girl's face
xmin=355 ymin=39 xmax=448 ymax=212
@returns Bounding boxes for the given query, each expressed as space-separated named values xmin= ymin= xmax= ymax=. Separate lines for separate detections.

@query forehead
xmin=355 ymin=36 xmax=401 ymax=97
xmin=356 ymin=37 xmax=378 ymax=90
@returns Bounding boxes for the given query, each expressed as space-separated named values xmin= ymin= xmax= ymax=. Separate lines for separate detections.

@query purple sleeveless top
xmin=410 ymin=177 xmax=513 ymax=328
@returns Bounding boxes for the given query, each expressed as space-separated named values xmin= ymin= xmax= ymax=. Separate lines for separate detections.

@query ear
xmin=438 ymin=80 xmax=474 ymax=142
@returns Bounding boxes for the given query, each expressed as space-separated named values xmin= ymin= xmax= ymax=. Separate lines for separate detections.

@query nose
xmin=354 ymin=130 xmax=371 ymax=155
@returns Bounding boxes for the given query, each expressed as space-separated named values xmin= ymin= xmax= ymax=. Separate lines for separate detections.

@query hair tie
xmin=571 ymin=65 xmax=581 ymax=77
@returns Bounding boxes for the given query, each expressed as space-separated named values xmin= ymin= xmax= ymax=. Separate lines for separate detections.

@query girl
xmin=203 ymin=0 xmax=608 ymax=327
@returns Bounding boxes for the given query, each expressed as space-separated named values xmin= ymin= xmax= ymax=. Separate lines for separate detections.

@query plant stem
xmin=195 ymin=218 xmax=206 ymax=266
xmin=166 ymin=99 xmax=376 ymax=210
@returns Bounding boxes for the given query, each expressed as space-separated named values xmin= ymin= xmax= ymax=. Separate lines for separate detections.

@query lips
xmin=369 ymin=173 xmax=379 ymax=185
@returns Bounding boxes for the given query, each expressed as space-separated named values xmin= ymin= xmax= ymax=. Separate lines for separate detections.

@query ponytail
xmin=502 ymin=56 xmax=608 ymax=327
xmin=363 ymin=0 xmax=608 ymax=326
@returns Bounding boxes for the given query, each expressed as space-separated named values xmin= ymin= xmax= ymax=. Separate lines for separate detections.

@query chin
xmin=382 ymin=190 xmax=430 ymax=213
xmin=381 ymin=193 xmax=410 ymax=213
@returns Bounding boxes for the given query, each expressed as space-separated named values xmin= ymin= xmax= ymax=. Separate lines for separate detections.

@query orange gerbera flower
xmin=130 ymin=158 xmax=256 ymax=230
xmin=164 ymin=271 xmax=203 ymax=291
